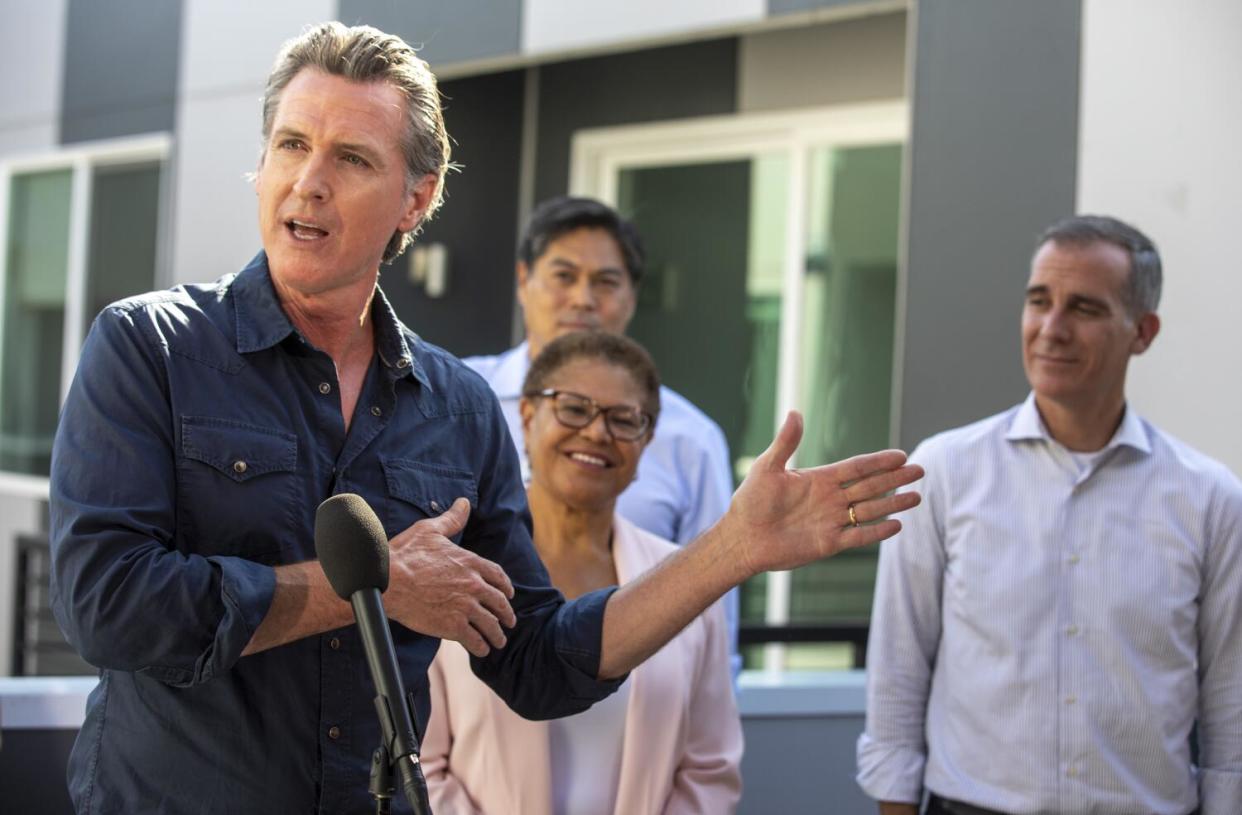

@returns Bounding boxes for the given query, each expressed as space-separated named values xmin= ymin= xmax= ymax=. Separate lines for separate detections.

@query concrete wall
xmin=1078 ymin=0 xmax=1242 ymax=476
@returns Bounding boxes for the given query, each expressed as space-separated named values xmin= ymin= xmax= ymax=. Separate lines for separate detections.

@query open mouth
xmin=286 ymin=219 xmax=329 ymax=241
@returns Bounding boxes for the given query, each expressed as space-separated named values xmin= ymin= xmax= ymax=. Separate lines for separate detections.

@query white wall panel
xmin=523 ymin=0 xmax=763 ymax=56
xmin=181 ymin=0 xmax=336 ymax=95
xmin=170 ymin=93 xmax=264 ymax=284
xmin=171 ymin=0 xmax=335 ymax=285
xmin=1078 ymin=0 xmax=1242 ymax=475
xmin=0 ymin=0 xmax=65 ymax=154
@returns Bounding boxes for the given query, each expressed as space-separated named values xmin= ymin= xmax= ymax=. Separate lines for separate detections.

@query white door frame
xmin=570 ymin=102 xmax=907 ymax=670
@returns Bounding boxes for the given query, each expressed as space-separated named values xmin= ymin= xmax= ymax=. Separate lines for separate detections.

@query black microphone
xmin=315 ymin=493 xmax=431 ymax=815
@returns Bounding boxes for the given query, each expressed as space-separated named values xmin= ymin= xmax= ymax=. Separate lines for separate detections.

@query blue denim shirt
xmin=50 ymin=253 xmax=619 ymax=814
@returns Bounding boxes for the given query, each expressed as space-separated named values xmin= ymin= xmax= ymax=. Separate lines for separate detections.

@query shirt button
xmin=1066 ymin=766 xmax=1078 ymax=778
xmin=329 ymin=637 xmax=340 ymax=650
xmin=1066 ymin=624 xmax=1080 ymax=636
xmin=328 ymin=726 xmax=340 ymax=740
xmin=1068 ymin=554 xmax=1081 ymax=565
xmin=371 ymin=405 xmax=382 ymax=417
xmin=430 ymin=500 xmax=440 ymax=512
xmin=396 ymin=357 xmax=410 ymax=369
xmin=232 ymin=460 xmax=247 ymax=475
xmin=1065 ymin=695 xmax=1077 ymax=705
xmin=318 ymin=381 xmax=332 ymax=395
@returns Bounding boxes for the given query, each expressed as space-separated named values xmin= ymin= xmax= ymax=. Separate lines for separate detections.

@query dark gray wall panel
xmin=60 ymin=0 xmax=183 ymax=144
xmin=340 ymin=0 xmax=521 ymax=66
xmin=899 ymin=0 xmax=1080 ymax=448
xmin=382 ymin=70 xmax=526 ymax=358
xmin=535 ymin=39 xmax=739 ymax=202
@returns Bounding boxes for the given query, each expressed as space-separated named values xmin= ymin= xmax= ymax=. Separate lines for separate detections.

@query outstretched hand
xmin=727 ymin=411 xmax=923 ymax=578
xmin=385 ymin=497 xmax=517 ymax=657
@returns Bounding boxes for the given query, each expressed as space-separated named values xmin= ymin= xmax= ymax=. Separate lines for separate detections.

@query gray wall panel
xmin=769 ymin=0 xmax=891 ymax=15
xmin=899 ymin=0 xmax=1080 ymax=448
xmin=534 ymin=38 xmax=739 ymax=202
xmin=340 ymin=0 xmax=521 ymax=67
xmin=60 ymin=0 xmax=183 ymax=144
xmin=739 ymin=714 xmax=871 ymax=813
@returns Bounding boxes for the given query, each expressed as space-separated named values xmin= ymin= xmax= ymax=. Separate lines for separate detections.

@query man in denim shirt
xmin=50 ymin=23 xmax=922 ymax=814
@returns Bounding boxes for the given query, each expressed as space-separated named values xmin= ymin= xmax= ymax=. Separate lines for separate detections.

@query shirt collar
xmin=232 ymin=252 xmax=297 ymax=353
xmin=1005 ymin=391 xmax=1151 ymax=455
xmin=230 ymin=251 xmax=430 ymax=390
xmin=490 ymin=341 xmax=532 ymax=399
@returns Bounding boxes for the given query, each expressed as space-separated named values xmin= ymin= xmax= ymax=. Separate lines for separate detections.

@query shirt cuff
xmin=550 ymin=585 xmax=627 ymax=700
xmin=205 ymin=556 xmax=276 ymax=681
xmin=855 ymin=731 xmax=926 ymax=804
xmin=1200 ymin=767 xmax=1242 ymax=815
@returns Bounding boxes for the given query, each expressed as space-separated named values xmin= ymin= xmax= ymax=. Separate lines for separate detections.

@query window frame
xmin=0 ymin=133 xmax=172 ymax=497
xmin=569 ymin=102 xmax=908 ymax=670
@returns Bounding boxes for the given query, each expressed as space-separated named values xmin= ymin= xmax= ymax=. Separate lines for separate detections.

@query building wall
xmin=1078 ymin=0 xmax=1242 ymax=476
xmin=170 ymin=0 xmax=335 ymax=288
xmin=897 ymin=0 xmax=1082 ymax=449
xmin=738 ymin=10 xmax=906 ymax=112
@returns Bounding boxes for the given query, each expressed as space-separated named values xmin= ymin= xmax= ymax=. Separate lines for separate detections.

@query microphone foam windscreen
xmin=315 ymin=493 xmax=390 ymax=599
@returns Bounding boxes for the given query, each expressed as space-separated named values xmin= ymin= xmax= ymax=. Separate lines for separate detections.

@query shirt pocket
xmin=380 ymin=457 xmax=478 ymax=544
xmin=176 ymin=415 xmax=301 ymax=560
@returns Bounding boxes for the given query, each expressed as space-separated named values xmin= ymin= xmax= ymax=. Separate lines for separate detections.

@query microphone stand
xmin=354 ymin=591 xmax=432 ymax=815
xmin=369 ymin=744 xmax=394 ymax=814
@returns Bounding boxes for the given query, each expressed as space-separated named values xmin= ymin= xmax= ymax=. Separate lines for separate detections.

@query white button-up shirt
xmin=858 ymin=394 xmax=1242 ymax=815
xmin=464 ymin=343 xmax=740 ymax=676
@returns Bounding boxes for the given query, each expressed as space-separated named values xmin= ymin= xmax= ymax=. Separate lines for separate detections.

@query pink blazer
xmin=422 ymin=516 xmax=743 ymax=814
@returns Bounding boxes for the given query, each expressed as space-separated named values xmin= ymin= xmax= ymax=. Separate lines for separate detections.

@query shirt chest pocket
xmin=177 ymin=416 xmax=302 ymax=560
xmin=380 ymin=457 xmax=478 ymax=543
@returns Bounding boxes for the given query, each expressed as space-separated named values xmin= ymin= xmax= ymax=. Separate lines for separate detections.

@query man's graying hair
xmin=261 ymin=22 xmax=452 ymax=263
xmin=1037 ymin=214 xmax=1162 ymax=316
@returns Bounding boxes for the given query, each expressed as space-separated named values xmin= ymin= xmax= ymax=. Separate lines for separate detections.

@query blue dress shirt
xmin=464 ymin=343 xmax=741 ymax=678
xmin=858 ymin=394 xmax=1242 ymax=815
xmin=49 ymin=254 xmax=621 ymax=814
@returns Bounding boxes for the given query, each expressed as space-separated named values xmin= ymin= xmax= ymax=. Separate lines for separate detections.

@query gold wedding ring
xmin=848 ymin=503 xmax=859 ymax=527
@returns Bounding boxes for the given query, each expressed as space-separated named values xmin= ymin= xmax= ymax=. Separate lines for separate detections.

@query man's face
xmin=516 ymin=227 xmax=637 ymax=357
xmin=1021 ymin=239 xmax=1157 ymax=411
xmin=255 ymin=69 xmax=436 ymax=298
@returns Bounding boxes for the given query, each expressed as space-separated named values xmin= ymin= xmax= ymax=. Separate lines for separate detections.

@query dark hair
xmin=1036 ymin=214 xmax=1162 ymax=315
xmin=517 ymin=197 xmax=646 ymax=285
xmin=523 ymin=331 xmax=661 ymax=430
xmin=262 ymin=22 xmax=452 ymax=263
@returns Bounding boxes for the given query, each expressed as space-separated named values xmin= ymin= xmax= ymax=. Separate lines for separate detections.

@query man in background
xmin=466 ymin=196 xmax=741 ymax=673
xmin=858 ymin=215 xmax=1242 ymax=815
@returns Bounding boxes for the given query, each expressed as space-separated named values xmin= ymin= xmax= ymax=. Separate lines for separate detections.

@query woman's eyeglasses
xmin=527 ymin=389 xmax=652 ymax=441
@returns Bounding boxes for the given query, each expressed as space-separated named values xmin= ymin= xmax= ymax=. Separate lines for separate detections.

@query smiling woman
xmin=422 ymin=331 xmax=744 ymax=815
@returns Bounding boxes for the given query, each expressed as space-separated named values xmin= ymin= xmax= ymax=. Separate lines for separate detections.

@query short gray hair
xmin=1036 ymin=214 xmax=1162 ymax=316
xmin=262 ymin=22 xmax=452 ymax=262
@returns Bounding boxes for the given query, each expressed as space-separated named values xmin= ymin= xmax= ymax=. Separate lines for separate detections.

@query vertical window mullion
xmin=59 ymin=157 xmax=92 ymax=408
xmin=762 ymin=139 xmax=810 ymax=673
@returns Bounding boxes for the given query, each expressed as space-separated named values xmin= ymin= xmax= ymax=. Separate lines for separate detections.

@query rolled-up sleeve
xmin=50 ymin=305 xmax=275 ymax=687
xmin=461 ymin=388 xmax=623 ymax=719
xmin=856 ymin=440 xmax=946 ymax=804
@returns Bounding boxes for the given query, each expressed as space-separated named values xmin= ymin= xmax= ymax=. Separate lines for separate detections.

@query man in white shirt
xmin=857 ymin=215 xmax=1242 ymax=815
xmin=465 ymin=196 xmax=739 ymax=673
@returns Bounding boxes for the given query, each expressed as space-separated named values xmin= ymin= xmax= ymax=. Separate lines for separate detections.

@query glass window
xmin=576 ymin=106 xmax=905 ymax=671
xmin=1 ymin=170 xmax=72 ymax=476
xmin=0 ymin=141 xmax=167 ymax=480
